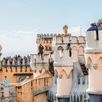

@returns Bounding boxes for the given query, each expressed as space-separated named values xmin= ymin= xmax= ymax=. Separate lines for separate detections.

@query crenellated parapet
xmin=0 ymin=55 xmax=33 ymax=83
xmin=36 ymin=34 xmax=54 ymax=48
xmin=30 ymin=53 xmax=54 ymax=76
xmin=36 ymin=34 xmax=54 ymax=43
xmin=1 ymin=55 xmax=30 ymax=68
xmin=30 ymin=54 xmax=49 ymax=70
xmin=53 ymin=34 xmax=85 ymax=67
xmin=53 ymin=34 xmax=85 ymax=44
xmin=36 ymin=34 xmax=54 ymax=55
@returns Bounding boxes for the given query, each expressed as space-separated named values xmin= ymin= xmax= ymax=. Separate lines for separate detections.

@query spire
xmin=63 ymin=25 xmax=68 ymax=35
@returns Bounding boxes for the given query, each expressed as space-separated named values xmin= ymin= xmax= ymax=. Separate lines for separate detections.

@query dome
xmin=87 ymin=23 xmax=98 ymax=31
xmin=87 ymin=19 xmax=102 ymax=31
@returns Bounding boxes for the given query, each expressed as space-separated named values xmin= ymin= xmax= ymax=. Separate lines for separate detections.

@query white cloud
xmin=0 ymin=31 xmax=37 ymax=57
xmin=0 ymin=26 xmax=86 ymax=57
xmin=69 ymin=26 xmax=86 ymax=36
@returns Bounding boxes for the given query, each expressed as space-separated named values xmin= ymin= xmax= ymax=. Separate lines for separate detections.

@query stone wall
xmin=16 ymin=69 xmax=52 ymax=102
xmin=0 ymin=85 xmax=16 ymax=102
xmin=0 ymin=67 xmax=33 ymax=83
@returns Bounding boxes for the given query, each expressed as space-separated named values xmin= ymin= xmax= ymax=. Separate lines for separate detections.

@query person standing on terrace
xmin=3 ymin=76 xmax=9 ymax=87
xmin=38 ymin=44 xmax=44 ymax=60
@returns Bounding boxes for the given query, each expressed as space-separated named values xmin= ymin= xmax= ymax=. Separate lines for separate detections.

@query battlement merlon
xmin=36 ymin=34 xmax=54 ymax=44
xmin=1 ymin=56 xmax=30 ymax=67
xmin=53 ymin=35 xmax=86 ymax=44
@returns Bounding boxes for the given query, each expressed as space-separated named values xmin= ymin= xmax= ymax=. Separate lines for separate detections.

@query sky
xmin=0 ymin=0 xmax=102 ymax=57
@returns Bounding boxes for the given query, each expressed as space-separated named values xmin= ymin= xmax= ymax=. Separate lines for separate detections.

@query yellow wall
xmin=34 ymin=93 xmax=47 ymax=102
xmin=16 ymin=72 xmax=52 ymax=102
xmin=37 ymin=38 xmax=52 ymax=55
xmin=0 ymin=67 xmax=33 ymax=83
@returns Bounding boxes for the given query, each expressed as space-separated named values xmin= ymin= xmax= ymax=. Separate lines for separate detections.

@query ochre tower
xmin=36 ymin=34 xmax=53 ymax=55
xmin=85 ymin=19 xmax=102 ymax=102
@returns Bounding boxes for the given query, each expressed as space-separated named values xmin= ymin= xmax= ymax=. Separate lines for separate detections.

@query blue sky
xmin=0 ymin=0 xmax=102 ymax=56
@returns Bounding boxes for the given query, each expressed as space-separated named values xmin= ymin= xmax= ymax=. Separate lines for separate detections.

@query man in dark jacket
xmin=38 ymin=44 xmax=44 ymax=60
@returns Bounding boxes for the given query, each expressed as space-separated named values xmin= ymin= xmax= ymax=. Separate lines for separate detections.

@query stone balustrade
xmin=1 ymin=55 xmax=30 ymax=68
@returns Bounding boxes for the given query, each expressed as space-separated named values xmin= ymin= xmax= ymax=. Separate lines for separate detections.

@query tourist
xmin=38 ymin=44 xmax=44 ymax=60
xmin=3 ymin=76 xmax=9 ymax=87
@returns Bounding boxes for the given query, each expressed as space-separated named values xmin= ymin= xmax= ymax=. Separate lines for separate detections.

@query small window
xmin=66 ymin=43 xmax=71 ymax=50
xmin=96 ymin=30 xmax=99 ymax=40
xmin=61 ymin=37 xmax=64 ymax=43
xmin=69 ymin=48 xmax=72 ymax=57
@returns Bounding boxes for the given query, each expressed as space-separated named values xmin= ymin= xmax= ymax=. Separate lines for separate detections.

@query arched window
xmin=57 ymin=46 xmax=64 ymax=58
xmin=67 ymin=43 xmax=72 ymax=57
xmin=78 ymin=46 xmax=84 ymax=56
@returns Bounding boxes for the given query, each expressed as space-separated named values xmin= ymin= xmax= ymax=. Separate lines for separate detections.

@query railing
xmin=33 ymin=85 xmax=50 ymax=96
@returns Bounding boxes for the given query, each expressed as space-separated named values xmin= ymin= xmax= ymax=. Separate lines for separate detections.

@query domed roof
xmin=87 ymin=23 xmax=98 ymax=31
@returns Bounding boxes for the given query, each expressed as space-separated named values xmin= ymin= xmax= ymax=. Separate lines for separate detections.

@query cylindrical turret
xmin=85 ymin=20 xmax=102 ymax=102
xmin=86 ymin=22 xmax=102 ymax=53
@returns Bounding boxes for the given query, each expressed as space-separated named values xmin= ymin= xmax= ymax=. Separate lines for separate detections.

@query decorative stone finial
xmin=98 ymin=19 xmax=102 ymax=25
xmin=0 ymin=45 xmax=2 ymax=52
xmin=63 ymin=25 xmax=68 ymax=35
